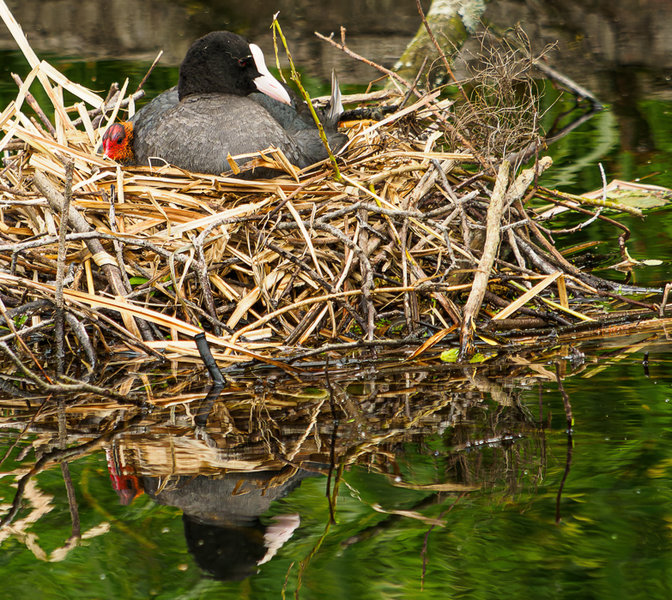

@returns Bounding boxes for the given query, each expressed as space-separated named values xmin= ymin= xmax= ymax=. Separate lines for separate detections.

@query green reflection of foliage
xmin=537 ymin=86 xmax=672 ymax=195
xmin=0 ymin=453 xmax=198 ymax=599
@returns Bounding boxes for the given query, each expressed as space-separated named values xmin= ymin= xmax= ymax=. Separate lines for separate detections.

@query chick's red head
xmin=102 ymin=122 xmax=134 ymax=164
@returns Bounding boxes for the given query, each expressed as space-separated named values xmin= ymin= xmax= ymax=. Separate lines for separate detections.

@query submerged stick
xmin=195 ymin=332 xmax=225 ymax=385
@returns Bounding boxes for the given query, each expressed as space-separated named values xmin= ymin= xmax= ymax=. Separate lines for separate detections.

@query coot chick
xmin=102 ymin=31 xmax=346 ymax=175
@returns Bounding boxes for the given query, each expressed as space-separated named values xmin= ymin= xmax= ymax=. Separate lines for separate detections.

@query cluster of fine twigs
xmin=0 ymin=6 xmax=662 ymax=389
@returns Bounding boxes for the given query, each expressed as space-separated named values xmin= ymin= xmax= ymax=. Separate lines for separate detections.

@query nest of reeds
xmin=0 ymin=12 xmax=660 ymax=384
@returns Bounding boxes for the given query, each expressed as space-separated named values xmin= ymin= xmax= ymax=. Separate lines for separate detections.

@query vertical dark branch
xmin=57 ymin=395 xmax=80 ymax=541
xmin=193 ymin=238 xmax=221 ymax=336
xmin=399 ymin=207 xmax=414 ymax=333
xmin=421 ymin=492 xmax=466 ymax=590
xmin=194 ymin=332 xmax=225 ymax=386
xmin=357 ymin=207 xmax=375 ymax=340
xmin=554 ymin=363 xmax=574 ymax=523
xmin=55 ymin=161 xmax=74 ymax=376
xmin=60 ymin=461 xmax=81 ymax=541
xmin=324 ymin=359 xmax=339 ymax=524
xmin=555 ymin=363 xmax=574 ymax=430
xmin=555 ymin=427 xmax=573 ymax=524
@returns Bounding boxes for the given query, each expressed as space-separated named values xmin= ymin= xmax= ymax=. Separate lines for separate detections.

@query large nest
xmin=0 ymin=13 xmax=659 ymax=384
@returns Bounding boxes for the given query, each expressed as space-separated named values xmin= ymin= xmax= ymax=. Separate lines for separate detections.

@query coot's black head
xmin=178 ymin=31 xmax=291 ymax=106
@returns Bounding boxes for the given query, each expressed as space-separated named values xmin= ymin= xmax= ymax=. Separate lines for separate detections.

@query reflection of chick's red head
xmin=102 ymin=122 xmax=134 ymax=164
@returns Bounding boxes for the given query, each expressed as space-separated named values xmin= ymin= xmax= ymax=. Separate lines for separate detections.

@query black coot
xmin=103 ymin=31 xmax=346 ymax=175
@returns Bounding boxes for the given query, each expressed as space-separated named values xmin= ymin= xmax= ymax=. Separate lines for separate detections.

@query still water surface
xmin=2 ymin=355 xmax=672 ymax=598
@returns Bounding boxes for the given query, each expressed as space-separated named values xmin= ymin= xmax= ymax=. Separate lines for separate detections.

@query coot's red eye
xmin=238 ymin=55 xmax=252 ymax=68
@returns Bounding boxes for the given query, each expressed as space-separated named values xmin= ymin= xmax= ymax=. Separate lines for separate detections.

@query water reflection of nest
xmin=2 ymin=365 xmax=547 ymax=498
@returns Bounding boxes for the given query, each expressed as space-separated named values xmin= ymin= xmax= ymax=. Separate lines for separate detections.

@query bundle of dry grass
xmin=0 ymin=5 xmax=660 ymax=383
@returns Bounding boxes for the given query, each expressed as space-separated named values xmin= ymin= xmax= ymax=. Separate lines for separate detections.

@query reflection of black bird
xmin=102 ymin=31 xmax=346 ymax=175
xmin=143 ymin=469 xmax=317 ymax=581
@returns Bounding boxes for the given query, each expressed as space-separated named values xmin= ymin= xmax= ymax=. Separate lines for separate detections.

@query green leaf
xmin=439 ymin=348 xmax=459 ymax=362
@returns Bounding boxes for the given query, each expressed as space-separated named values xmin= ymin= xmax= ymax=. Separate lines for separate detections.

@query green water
xmin=2 ymin=357 xmax=672 ymax=599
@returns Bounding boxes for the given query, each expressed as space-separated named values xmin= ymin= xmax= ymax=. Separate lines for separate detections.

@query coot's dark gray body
xmin=253 ymin=89 xmax=346 ymax=166
xmin=132 ymin=85 xmax=346 ymax=172
xmin=131 ymin=88 xmax=178 ymax=157
xmin=128 ymin=31 xmax=346 ymax=175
